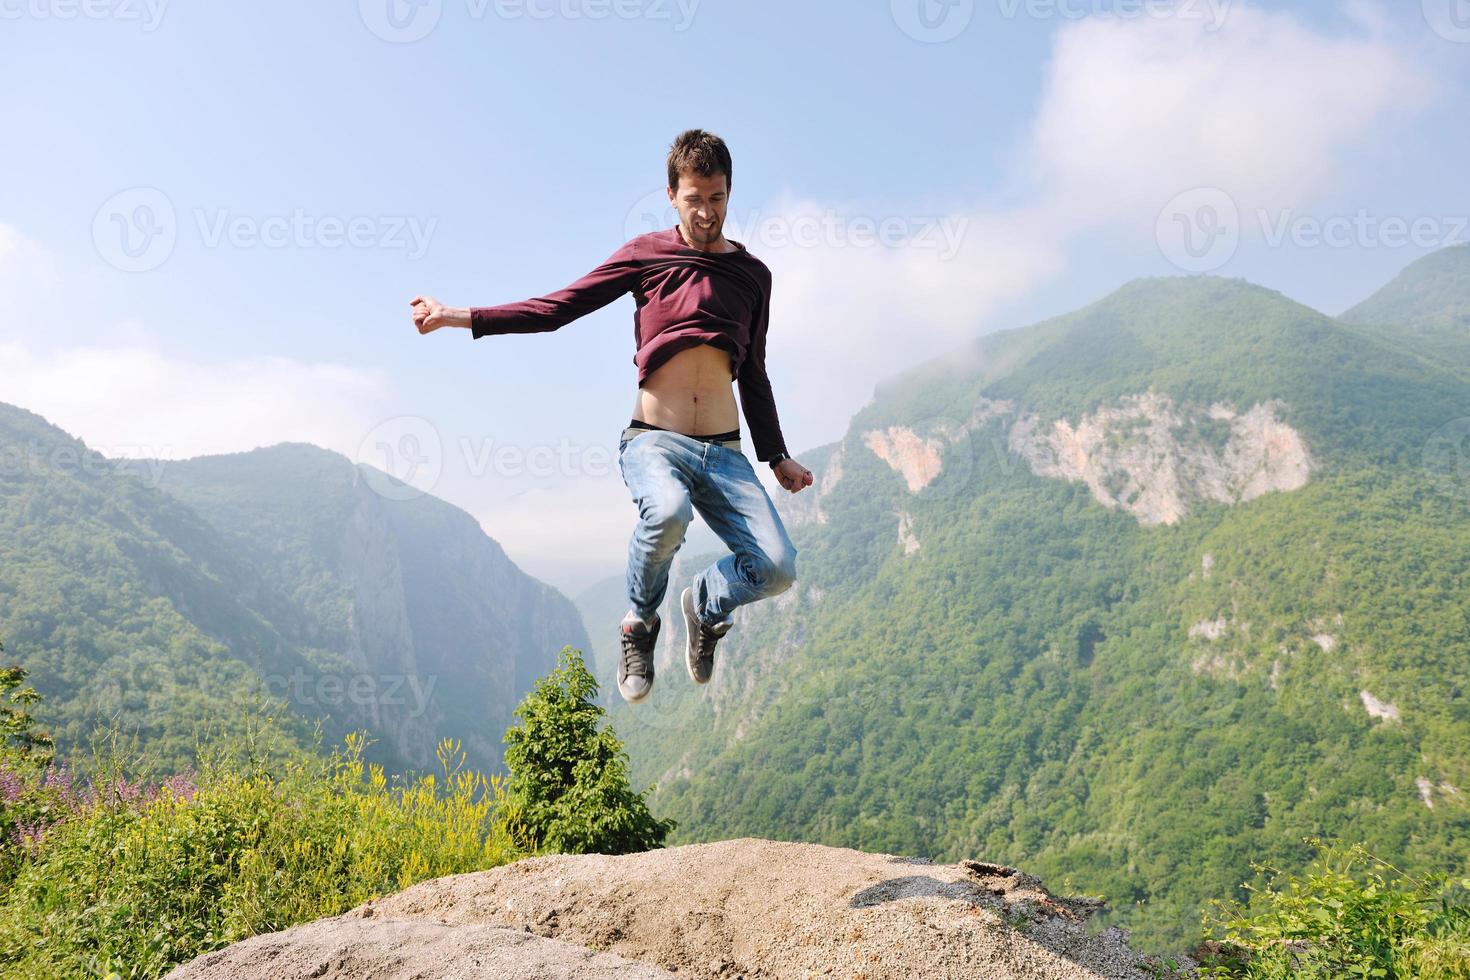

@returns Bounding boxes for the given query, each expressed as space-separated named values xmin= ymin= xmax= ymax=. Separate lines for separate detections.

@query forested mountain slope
xmin=581 ymin=265 xmax=1470 ymax=951
xmin=0 ymin=407 xmax=587 ymax=776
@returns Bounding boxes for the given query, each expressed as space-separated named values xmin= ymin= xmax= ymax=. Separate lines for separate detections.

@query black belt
xmin=627 ymin=418 xmax=741 ymax=444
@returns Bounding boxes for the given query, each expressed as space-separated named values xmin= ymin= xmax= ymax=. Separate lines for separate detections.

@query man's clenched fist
xmin=773 ymin=457 xmax=813 ymax=494
xmin=410 ymin=296 xmax=469 ymax=334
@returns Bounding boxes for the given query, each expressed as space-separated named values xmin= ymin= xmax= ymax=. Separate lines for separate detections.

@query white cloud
xmin=1024 ymin=3 xmax=1432 ymax=226
xmin=0 ymin=221 xmax=397 ymax=462
xmin=0 ymin=225 xmax=62 ymax=286
xmin=755 ymin=197 xmax=1064 ymax=425
xmin=0 ymin=340 xmax=395 ymax=461
xmin=0 ymin=225 xmax=64 ymax=328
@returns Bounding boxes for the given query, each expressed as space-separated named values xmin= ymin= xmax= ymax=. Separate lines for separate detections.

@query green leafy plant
xmin=502 ymin=644 xmax=675 ymax=855
xmin=1195 ymin=837 xmax=1470 ymax=979
xmin=1 ymin=641 xmax=66 ymax=890
xmin=0 ymin=643 xmax=55 ymax=764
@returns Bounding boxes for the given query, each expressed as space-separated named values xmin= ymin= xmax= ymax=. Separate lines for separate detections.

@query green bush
xmin=1 ymin=647 xmax=64 ymax=890
xmin=1195 ymin=837 xmax=1470 ymax=979
xmin=503 ymin=644 xmax=675 ymax=855
xmin=1 ymin=644 xmax=55 ymax=762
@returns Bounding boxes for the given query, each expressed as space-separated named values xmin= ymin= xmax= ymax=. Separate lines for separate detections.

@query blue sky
xmin=2 ymin=0 xmax=1468 ymax=594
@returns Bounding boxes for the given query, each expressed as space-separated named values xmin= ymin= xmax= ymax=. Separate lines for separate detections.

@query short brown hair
xmin=666 ymin=128 xmax=732 ymax=192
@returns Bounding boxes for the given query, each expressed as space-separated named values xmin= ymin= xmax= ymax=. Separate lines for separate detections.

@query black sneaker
xmin=681 ymin=586 xmax=733 ymax=685
xmin=618 ymin=610 xmax=659 ymax=703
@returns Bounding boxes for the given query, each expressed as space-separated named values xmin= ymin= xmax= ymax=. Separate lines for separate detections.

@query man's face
xmin=668 ymin=170 xmax=729 ymax=249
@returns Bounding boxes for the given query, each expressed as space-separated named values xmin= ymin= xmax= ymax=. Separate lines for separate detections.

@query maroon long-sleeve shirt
xmin=469 ymin=225 xmax=790 ymax=462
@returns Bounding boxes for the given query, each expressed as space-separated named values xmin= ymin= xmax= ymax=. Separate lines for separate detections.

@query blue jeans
xmin=617 ymin=425 xmax=798 ymax=629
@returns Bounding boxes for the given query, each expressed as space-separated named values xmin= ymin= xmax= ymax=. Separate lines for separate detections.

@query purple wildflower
xmin=160 ymin=769 xmax=198 ymax=802
xmin=11 ymin=819 xmax=49 ymax=858
xmin=41 ymin=762 xmax=81 ymax=811
xmin=0 ymin=765 xmax=23 ymax=805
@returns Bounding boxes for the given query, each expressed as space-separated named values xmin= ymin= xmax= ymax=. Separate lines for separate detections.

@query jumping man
xmin=410 ymin=128 xmax=813 ymax=705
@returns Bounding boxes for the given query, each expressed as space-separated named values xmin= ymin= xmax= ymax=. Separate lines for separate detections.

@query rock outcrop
xmin=167 ymin=918 xmax=674 ymax=979
xmin=1008 ymin=394 xmax=1313 ymax=526
xmin=786 ymin=393 xmax=1312 ymax=531
xmin=863 ymin=426 xmax=948 ymax=493
xmin=166 ymin=838 xmax=1180 ymax=980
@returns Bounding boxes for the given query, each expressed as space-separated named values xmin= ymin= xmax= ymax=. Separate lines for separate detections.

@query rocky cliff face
xmin=143 ymin=443 xmax=591 ymax=777
xmin=785 ymin=392 xmax=1313 ymax=533
xmin=380 ymin=478 xmax=589 ymax=774
xmin=1007 ymin=394 xmax=1313 ymax=526
xmin=863 ymin=426 xmax=947 ymax=493
xmin=339 ymin=473 xmax=440 ymax=771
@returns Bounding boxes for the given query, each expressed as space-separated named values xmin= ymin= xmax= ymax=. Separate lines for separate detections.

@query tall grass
xmin=0 ymin=711 xmax=530 ymax=980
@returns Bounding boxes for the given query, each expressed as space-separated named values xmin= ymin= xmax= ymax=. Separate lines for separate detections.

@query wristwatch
xmin=769 ymin=452 xmax=791 ymax=469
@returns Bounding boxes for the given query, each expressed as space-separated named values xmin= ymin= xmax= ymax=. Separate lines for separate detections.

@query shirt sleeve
xmin=736 ymin=274 xmax=791 ymax=463
xmin=470 ymin=237 xmax=640 ymax=338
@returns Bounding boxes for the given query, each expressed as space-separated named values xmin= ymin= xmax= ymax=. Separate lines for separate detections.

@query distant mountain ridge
xmin=0 ymin=405 xmax=588 ymax=776
xmin=1342 ymin=241 xmax=1470 ymax=364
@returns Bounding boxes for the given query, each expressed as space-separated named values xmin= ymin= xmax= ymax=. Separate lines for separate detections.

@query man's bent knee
xmin=758 ymin=546 xmax=798 ymax=596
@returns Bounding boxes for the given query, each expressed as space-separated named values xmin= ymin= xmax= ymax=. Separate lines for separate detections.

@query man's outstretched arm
xmin=411 ymin=238 xmax=641 ymax=336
